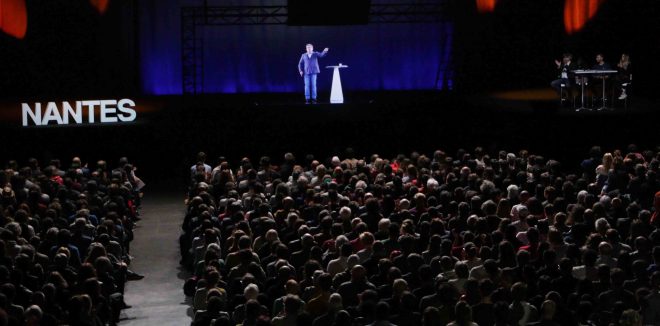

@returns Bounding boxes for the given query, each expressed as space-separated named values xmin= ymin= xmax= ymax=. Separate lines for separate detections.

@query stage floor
xmin=180 ymin=89 xmax=654 ymax=116
xmin=475 ymin=88 xmax=654 ymax=115
xmin=1 ymin=89 xmax=658 ymax=182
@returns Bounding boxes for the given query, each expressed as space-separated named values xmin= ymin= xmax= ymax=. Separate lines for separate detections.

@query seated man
xmin=590 ymin=53 xmax=613 ymax=104
xmin=551 ymin=53 xmax=576 ymax=101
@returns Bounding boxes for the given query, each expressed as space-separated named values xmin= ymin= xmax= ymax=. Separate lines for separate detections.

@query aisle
xmin=120 ymin=191 xmax=192 ymax=325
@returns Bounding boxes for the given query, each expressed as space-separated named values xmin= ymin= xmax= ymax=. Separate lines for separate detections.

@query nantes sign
xmin=21 ymin=99 xmax=137 ymax=126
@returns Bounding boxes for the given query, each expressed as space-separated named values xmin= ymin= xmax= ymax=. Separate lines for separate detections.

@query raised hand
xmin=324 ymin=48 xmax=329 ymax=52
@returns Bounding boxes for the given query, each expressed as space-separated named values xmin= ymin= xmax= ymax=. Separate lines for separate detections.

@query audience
xmin=181 ymin=146 xmax=660 ymax=326
xmin=0 ymin=157 xmax=145 ymax=325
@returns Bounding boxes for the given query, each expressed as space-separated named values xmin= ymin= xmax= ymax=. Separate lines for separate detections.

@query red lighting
xmin=564 ymin=0 xmax=603 ymax=34
xmin=0 ymin=0 xmax=27 ymax=39
xmin=90 ymin=0 xmax=110 ymax=14
xmin=476 ymin=0 xmax=496 ymax=13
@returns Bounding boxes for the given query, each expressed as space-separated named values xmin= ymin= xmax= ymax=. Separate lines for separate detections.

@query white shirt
xmin=510 ymin=204 xmax=527 ymax=221
xmin=469 ymin=264 xmax=489 ymax=281
xmin=190 ymin=164 xmax=212 ymax=178
xmin=327 ymin=256 xmax=348 ymax=275
xmin=307 ymin=53 xmax=312 ymax=58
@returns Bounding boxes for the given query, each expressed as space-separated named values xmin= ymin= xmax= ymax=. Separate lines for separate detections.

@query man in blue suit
xmin=298 ymin=43 xmax=329 ymax=104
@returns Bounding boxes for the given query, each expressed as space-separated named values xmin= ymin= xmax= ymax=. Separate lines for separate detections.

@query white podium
xmin=325 ymin=64 xmax=348 ymax=104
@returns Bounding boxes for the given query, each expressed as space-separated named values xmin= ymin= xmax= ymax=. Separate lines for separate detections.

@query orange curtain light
xmin=0 ymin=0 xmax=28 ymax=39
xmin=476 ymin=0 xmax=496 ymax=13
xmin=90 ymin=0 xmax=110 ymax=14
xmin=564 ymin=0 xmax=604 ymax=34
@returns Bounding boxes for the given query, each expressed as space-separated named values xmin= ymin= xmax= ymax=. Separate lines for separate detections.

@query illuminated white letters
xmin=100 ymin=100 xmax=118 ymax=123
xmin=62 ymin=101 xmax=83 ymax=124
xmin=117 ymin=99 xmax=137 ymax=122
xmin=22 ymin=103 xmax=42 ymax=126
xmin=82 ymin=100 xmax=100 ymax=123
xmin=20 ymin=99 xmax=138 ymax=126
xmin=42 ymin=102 xmax=63 ymax=125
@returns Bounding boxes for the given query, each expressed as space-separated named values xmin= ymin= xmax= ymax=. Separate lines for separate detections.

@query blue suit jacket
xmin=298 ymin=51 xmax=328 ymax=75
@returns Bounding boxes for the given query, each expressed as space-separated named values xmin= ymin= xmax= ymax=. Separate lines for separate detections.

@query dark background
xmin=453 ymin=0 xmax=660 ymax=96
xmin=0 ymin=0 xmax=659 ymax=187
xmin=3 ymin=0 xmax=658 ymax=97
xmin=0 ymin=0 xmax=138 ymax=99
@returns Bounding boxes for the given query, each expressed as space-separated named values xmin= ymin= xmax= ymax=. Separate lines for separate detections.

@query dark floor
xmin=120 ymin=190 xmax=192 ymax=325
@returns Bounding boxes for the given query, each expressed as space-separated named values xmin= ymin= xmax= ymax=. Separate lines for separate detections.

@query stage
xmin=0 ymin=0 xmax=657 ymax=185
xmin=3 ymin=90 xmax=657 ymax=182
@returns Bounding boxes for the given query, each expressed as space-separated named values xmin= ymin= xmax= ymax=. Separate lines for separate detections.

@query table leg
xmin=598 ymin=77 xmax=611 ymax=111
xmin=576 ymin=76 xmax=589 ymax=111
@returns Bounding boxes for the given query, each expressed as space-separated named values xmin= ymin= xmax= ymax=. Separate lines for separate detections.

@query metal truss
xmin=369 ymin=3 xmax=446 ymax=23
xmin=202 ymin=6 xmax=288 ymax=26
xmin=181 ymin=8 xmax=204 ymax=95
xmin=181 ymin=2 xmax=447 ymax=94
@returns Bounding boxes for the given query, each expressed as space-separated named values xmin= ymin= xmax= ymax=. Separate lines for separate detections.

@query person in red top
xmin=652 ymin=191 xmax=660 ymax=225
xmin=518 ymin=227 xmax=541 ymax=261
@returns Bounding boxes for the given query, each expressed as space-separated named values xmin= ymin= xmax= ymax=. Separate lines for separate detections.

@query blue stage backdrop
xmin=139 ymin=0 xmax=453 ymax=95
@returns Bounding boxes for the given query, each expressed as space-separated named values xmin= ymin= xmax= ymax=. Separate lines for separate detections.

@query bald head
xmin=351 ymin=265 xmax=366 ymax=281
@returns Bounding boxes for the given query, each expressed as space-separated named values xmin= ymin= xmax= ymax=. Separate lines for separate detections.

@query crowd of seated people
xmin=0 ymin=157 xmax=145 ymax=326
xmin=181 ymin=146 xmax=660 ymax=326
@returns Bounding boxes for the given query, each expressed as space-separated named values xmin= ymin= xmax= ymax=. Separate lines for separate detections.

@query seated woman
xmin=616 ymin=53 xmax=632 ymax=99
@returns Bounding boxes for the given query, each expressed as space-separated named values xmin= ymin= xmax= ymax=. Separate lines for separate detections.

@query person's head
xmin=454 ymin=301 xmax=473 ymax=326
xmin=306 ymin=44 xmax=313 ymax=53
xmin=652 ymin=271 xmax=660 ymax=288
xmin=620 ymin=309 xmax=642 ymax=326
xmin=374 ymin=301 xmax=390 ymax=321
xmin=197 ymin=152 xmax=207 ymax=163
xmin=24 ymin=304 xmax=42 ymax=325
xmin=422 ymin=307 xmax=441 ymax=326
xmin=540 ymin=300 xmax=556 ymax=320
xmin=594 ymin=217 xmax=610 ymax=235
xmin=206 ymin=296 xmax=223 ymax=314
xmin=335 ymin=310 xmax=352 ymax=325
xmin=265 ymin=229 xmax=278 ymax=242
xmin=320 ymin=293 xmax=340 ymax=313
xmin=511 ymin=282 xmax=527 ymax=302
xmin=596 ymin=53 xmax=605 ymax=64
xmin=360 ymin=232 xmax=375 ymax=248
xmin=244 ymin=283 xmax=259 ymax=300
xmin=563 ymin=53 xmax=573 ymax=63
xmin=284 ymin=279 xmax=299 ymax=295
xmin=350 ymin=265 xmax=366 ymax=282
xmin=347 ymin=254 xmax=360 ymax=269
xmin=317 ymin=273 xmax=333 ymax=292
xmin=479 ymin=279 xmax=494 ymax=298
xmin=463 ymin=242 xmax=477 ymax=258
xmin=244 ymin=299 xmax=262 ymax=321
xmin=598 ymin=241 xmax=613 ymax=256
xmin=455 ymin=262 xmax=469 ymax=279
xmin=392 ymin=278 xmax=408 ymax=296
xmin=283 ymin=294 xmax=302 ymax=315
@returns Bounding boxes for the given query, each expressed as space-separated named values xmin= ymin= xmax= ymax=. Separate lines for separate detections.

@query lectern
xmin=325 ymin=64 xmax=348 ymax=104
